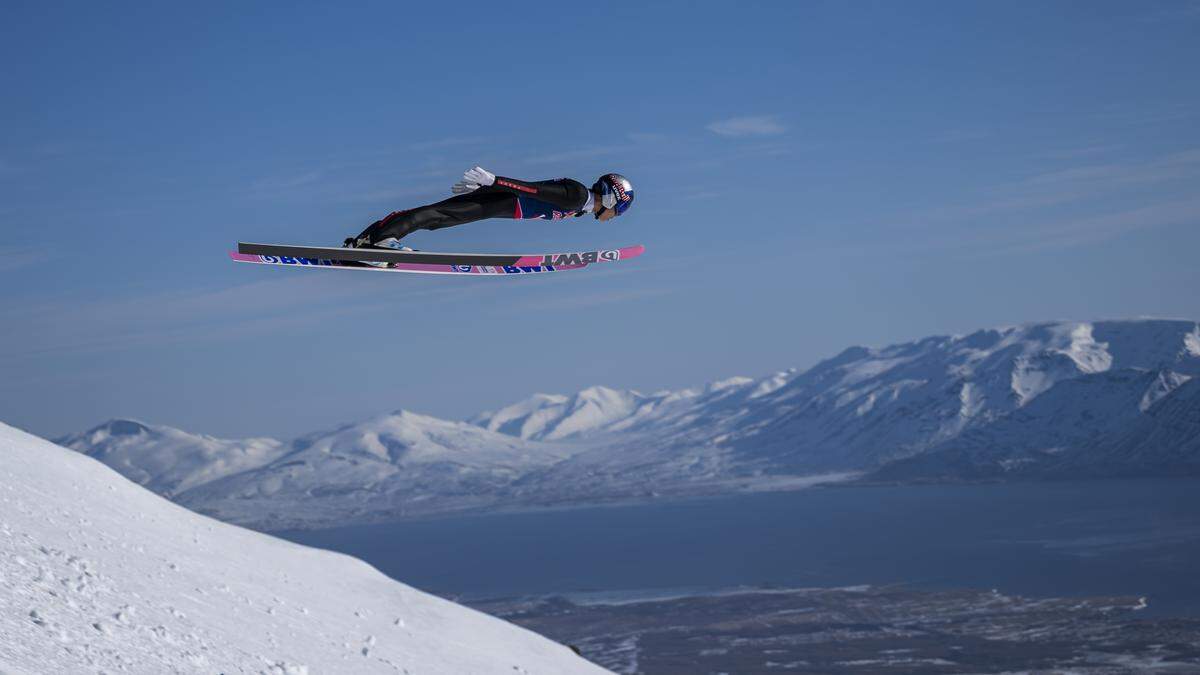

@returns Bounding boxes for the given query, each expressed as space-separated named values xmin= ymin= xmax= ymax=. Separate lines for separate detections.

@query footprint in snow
xmin=114 ymin=605 xmax=136 ymax=624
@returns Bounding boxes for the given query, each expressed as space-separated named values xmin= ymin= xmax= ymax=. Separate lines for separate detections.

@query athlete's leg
xmin=355 ymin=190 xmax=515 ymax=244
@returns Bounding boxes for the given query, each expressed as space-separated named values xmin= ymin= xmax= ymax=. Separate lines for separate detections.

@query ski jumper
xmin=357 ymin=176 xmax=593 ymax=244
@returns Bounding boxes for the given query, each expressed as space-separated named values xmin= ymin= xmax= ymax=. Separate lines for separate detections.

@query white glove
xmin=451 ymin=166 xmax=496 ymax=194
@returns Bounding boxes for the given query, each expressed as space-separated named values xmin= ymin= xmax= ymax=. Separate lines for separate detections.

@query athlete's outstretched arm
xmin=449 ymin=166 xmax=590 ymax=212
xmin=487 ymin=176 xmax=591 ymax=211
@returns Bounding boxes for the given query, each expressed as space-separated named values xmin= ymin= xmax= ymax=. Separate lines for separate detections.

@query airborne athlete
xmin=230 ymin=167 xmax=641 ymax=276
xmin=344 ymin=167 xmax=635 ymax=254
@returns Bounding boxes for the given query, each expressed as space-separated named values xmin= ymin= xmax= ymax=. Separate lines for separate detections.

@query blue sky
xmin=3 ymin=1 xmax=1199 ymax=438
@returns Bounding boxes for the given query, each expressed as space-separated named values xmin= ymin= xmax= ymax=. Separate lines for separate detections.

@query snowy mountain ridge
xmin=175 ymin=409 xmax=584 ymax=529
xmin=471 ymin=319 xmax=1200 ymax=470
xmin=57 ymin=319 xmax=1200 ymax=529
xmin=0 ymin=421 xmax=608 ymax=674
xmin=55 ymin=419 xmax=288 ymax=497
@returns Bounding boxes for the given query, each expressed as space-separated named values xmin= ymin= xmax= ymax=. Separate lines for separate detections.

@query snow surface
xmin=0 ymin=422 xmax=608 ymax=674
xmin=1139 ymin=370 xmax=1193 ymax=412
xmin=1185 ymin=324 xmax=1200 ymax=358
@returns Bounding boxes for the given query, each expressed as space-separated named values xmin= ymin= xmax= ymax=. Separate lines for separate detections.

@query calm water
xmin=276 ymin=479 xmax=1200 ymax=617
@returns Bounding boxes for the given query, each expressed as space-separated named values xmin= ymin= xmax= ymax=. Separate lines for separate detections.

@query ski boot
xmin=342 ymin=236 xmax=398 ymax=268
xmin=374 ymin=238 xmax=416 ymax=252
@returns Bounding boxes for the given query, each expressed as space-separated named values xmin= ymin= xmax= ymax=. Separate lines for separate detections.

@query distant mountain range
xmin=55 ymin=319 xmax=1200 ymax=529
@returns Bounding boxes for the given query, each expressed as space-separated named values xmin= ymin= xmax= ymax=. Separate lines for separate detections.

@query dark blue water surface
xmin=275 ymin=479 xmax=1200 ymax=617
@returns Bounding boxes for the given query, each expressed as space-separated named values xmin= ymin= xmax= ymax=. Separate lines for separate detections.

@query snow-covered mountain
xmin=175 ymin=410 xmax=584 ymax=530
xmin=872 ymin=369 xmax=1200 ymax=481
xmin=0 ymin=421 xmax=608 ymax=674
xmin=469 ymin=378 xmax=757 ymax=442
xmin=60 ymin=319 xmax=1200 ymax=529
xmin=722 ymin=319 xmax=1199 ymax=471
xmin=472 ymin=320 xmax=1200 ymax=473
xmin=55 ymin=419 xmax=286 ymax=497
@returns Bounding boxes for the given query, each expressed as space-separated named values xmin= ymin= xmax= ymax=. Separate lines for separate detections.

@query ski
xmin=226 ymin=249 xmax=588 ymax=273
xmin=236 ymin=242 xmax=645 ymax=266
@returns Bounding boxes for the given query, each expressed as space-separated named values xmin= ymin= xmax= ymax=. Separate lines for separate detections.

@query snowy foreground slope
xmin=0 ymin=423 xmax=608 ymax=674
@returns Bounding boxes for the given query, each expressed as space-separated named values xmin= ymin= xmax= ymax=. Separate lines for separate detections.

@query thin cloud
xmin=889 ymin=195 xmax=1200 ymax=260
xmin=522 ymin=146 xmax=622 ymax=165
xmin=409 ymin=136 xmax=487 ymax=152
xmin=931 ymin=129 xmax=991 ymax=144
xmin=249 ymin=170 xmax=324 ymax=194
xmin=627 ymin=132 xmax=669 ymax=144
xmin=1141 ymin=2 xmax=1200 ymax=22
xmin=674 ymin=188 xmax=722 ymax=201
xmin=706 ymin=115 xmax=787 ymax=138
xmin=511 ymin=287 xmax=674 ymax=312
xmin=32 ymin=141 xmax=81 ymax=158
xmin=988 ymin=196 xmax=1200 ymax=255
xmin=0 ymin=246 xmax=54 ymax=272
xmin=900 ymin=147 xmax=1200 ymax=226
xmin=1088 ymin=102 xmax=1197 ymax=127
xmin=336 ymin=181 xmax=446 ymax=203
xmin=758 ymin=192 xmax=1200 ymax=263
xmin=1024 ymin=147 xmax=1200 ymax=187
xmin=1039 ymin=144 xmax=1124 ymax=160
xmin=822 ymin=145 xmax=1200 ymax=262
xmin=0 ymin=270 xmax=496 ymax=362
xmin=675 ymin=140 xmax=795 ymax=172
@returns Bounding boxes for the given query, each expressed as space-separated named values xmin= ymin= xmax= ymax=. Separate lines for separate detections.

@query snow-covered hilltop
xmin=177 ymin=410 xmax=583 ymax=530
xmin=56 ymin=419 xmax=287 ymax=497
xmin=469 ymin=377 xmax=758 ymax=442
xmin=59 ymin=319 xmax=1200 ymax=529
xmin=0 ymin=422 xmax=608 ymax=674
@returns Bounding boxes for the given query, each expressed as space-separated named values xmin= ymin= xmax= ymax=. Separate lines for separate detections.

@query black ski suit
xmin=356 ymin=176 xmax=592 ymax=244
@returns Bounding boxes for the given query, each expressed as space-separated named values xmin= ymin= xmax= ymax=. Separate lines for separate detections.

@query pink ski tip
xmin=620 ymin=244 xmax=646 ymax=260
